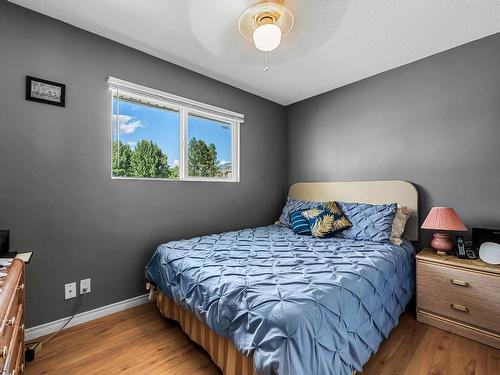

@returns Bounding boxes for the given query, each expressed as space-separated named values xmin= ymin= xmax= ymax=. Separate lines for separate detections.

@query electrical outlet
xmin=80 ymin=278 xmax=91 ymax=294
xmin=65 ymin=282 xmax=76 ymax=300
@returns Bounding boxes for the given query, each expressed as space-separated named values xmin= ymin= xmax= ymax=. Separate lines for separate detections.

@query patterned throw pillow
xmin=289 ymin=210 xmax=311 ymax=235
xmin=390 ymin=206 xmax=413 ymax=245
xmin=279 ymin=197 xmax=322 ymax=227
xmin=335 ymin=202 xmax=397 ymax=243
xmin=301 ymin=202 xmax=352 ymax=238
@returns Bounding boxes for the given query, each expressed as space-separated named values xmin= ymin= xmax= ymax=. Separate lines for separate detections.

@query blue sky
xmin=112 ymin=98 xmax=232 ymax=166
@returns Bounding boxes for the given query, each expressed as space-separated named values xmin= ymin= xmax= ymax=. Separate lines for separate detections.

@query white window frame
xmin=108 ymin=77 xmax=243 ymax=183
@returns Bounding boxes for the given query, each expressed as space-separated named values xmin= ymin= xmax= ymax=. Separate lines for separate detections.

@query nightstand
xmin=416 ymin=248 xmax=500 ymax=349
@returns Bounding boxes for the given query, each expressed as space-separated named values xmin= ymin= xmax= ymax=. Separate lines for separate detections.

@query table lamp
xmin=421 ymin=207 xmax=467 ymax=255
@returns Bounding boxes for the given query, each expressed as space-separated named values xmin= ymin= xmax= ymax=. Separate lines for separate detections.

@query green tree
xmin=112 ymin=141 xmax=132 ymax=177
xmin=130 ymin=140 xmax=170 ymax=178
xmin=169 ymin=165 xmax=180 ymax=178
xmin=188 ymin=138 xmax=221 ymax=177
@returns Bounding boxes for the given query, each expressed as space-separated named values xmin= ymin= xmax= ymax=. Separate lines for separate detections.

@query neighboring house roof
xmin=219 ymin=162 xmax=231 ymax=171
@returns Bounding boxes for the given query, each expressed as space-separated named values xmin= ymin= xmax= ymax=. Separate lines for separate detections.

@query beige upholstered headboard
xmin=288 ymin=180 xmax=419 ymax=241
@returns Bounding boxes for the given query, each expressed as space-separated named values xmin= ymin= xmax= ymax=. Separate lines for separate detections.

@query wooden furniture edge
xmin=0 ymin=260 xmax=23 ymax=334
xmin=417 ymin=309 xmax=500 ymax=349
xmin=0 ymin=258 xmax=25 ymax=374
xmin=416 ymin=248 xmax=500 ymax=276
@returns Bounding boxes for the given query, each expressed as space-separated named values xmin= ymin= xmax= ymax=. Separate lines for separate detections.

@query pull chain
xmin=264 ymin=52 xmax=270 ymax=72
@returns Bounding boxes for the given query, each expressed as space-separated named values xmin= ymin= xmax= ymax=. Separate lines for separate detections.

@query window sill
xmin=111 ymin=176 xmax=239 ymax=183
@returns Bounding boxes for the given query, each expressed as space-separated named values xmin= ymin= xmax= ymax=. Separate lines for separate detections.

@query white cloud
xmin=112 ymin=114 xmax=144 ymax=134
xmin=127 ymin=141 xmax=137 ymax=148
xmin=173 ymin=159 xmax=179 ymax=166
xmin=120 ymin=121 xmax=143 ymax=134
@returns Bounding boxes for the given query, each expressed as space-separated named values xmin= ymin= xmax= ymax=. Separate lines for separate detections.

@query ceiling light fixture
xmin=253 ymin=16 xmax=282 ymax=52
xmin=238 ymin=2 xmax=294 ymax=71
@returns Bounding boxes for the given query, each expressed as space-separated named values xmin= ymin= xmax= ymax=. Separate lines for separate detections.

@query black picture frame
xmin=26 ymin=75 xmax=66 ymax=107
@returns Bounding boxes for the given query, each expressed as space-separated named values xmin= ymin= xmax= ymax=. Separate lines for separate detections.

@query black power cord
xmin=25 ymin=290 xmax=88 ymax=363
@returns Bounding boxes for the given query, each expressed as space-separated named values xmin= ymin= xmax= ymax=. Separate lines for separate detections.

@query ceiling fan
xmin=238 ymin=1 xmax=294 ymax=71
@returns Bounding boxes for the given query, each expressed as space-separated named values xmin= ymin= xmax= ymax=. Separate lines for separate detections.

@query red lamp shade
xmin=421 ymin=207 xmax=467 ymax=255
xmin=421 ymin=207 xmax=467 ymax=231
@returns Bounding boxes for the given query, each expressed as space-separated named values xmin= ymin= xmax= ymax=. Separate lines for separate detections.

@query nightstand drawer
xmin=417 ymin=261 xmax=500 ymax=333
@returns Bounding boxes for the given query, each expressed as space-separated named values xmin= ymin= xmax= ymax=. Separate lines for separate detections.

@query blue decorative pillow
xmin=279 ymin=197 xmax=321 ymax=227
xmin=335 ymin=202 xmax=397 ymax=243
xmin=289 ymin=210 xmax=311 ymax=235
xmin=301 ymin=202 xmax=351 ymax=238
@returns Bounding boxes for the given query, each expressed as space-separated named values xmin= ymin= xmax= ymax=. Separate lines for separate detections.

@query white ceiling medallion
xmin=238 ymin=2 xmax=294 ymax=71
xmin=187 ymin=1 xmax=347 ymax=72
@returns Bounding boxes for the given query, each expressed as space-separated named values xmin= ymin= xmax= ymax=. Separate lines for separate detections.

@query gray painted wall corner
xmin=285 ymin=32 xmax=500 ymax=246
xmin=0 ymin=1 xmax=287 ymax=327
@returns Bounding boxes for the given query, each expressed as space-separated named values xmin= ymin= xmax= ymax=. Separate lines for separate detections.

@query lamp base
xmin=431 ymin=232 xmax=454 ymax=255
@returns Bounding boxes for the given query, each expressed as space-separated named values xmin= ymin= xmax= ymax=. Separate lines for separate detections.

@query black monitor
xmin=0 ymin=230 xmax=18 ymax=258
xmin=0 ymin=230 xmax=9 ymax=254
xmin=472 ymin=227 xmax=500 ymax=253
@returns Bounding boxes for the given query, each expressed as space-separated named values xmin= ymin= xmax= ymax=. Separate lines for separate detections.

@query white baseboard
xmin=25 ymin=293 xmax=154 ymax=342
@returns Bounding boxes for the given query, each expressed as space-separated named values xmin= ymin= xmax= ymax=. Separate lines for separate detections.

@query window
xmin=112 ymin=95 xmax=180 ymax=179
xmin=187 ymin=114 xmax=233 ymax=179
xmin=108 ymin=77 xmax=243 ymax=182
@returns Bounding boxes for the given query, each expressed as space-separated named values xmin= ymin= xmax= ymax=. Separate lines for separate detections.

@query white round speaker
xmin=479 ymin=242 xmax=500 ymax=265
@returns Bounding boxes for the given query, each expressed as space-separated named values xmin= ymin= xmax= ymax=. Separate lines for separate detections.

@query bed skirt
xmin=157 ymin=290 xmax=258 ymax=375
xmin=156 ymin=290 xmax=357 ymax=375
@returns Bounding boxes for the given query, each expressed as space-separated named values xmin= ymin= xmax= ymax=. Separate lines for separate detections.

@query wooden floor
xmin=26 ymin=302 xmax=499 ymax=375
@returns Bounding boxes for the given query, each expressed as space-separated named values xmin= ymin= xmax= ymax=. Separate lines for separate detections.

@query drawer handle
xmin=451 ymin=303 xmax=469 ymax=313
xmin=16 ymin=283 xmax=24 ymax=291
xmin=2 ymin=345 xmax=6 ymax=359
xmin=19 ymin=324 xmax=24 ymax=332
xmin=6 ymin=316 xmax=15 ymax=326
xmin=450 ymin=279 xmax=469 ymax=287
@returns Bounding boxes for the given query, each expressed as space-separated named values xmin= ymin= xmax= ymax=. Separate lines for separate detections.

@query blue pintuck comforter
xmin=145 ymin=224 xmax=415 ymax=375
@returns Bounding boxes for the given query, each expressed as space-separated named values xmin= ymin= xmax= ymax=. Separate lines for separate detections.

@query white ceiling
xmin=9 ymin=0 xmax=500 ymax=105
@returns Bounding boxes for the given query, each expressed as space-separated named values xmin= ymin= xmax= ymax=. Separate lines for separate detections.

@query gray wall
xmin=2 ymin=0 xmax=500 ymax=328
xmin=286 ymin=33 xmax=500 ymax=245
xmin=0 ymin=2 xmax=287 ymax=327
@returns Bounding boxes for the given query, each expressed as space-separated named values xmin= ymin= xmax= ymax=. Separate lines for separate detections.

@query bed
xmin=145 ymin=180 xmax=418 ymax=375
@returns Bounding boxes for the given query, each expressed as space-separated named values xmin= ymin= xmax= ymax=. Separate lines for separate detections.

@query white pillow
xmin=390 ymin=206 xmax=413 ymax=245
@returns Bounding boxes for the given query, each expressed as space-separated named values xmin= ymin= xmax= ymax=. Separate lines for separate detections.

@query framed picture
xmin=26 ymin=76 xmax=66 ymax=107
